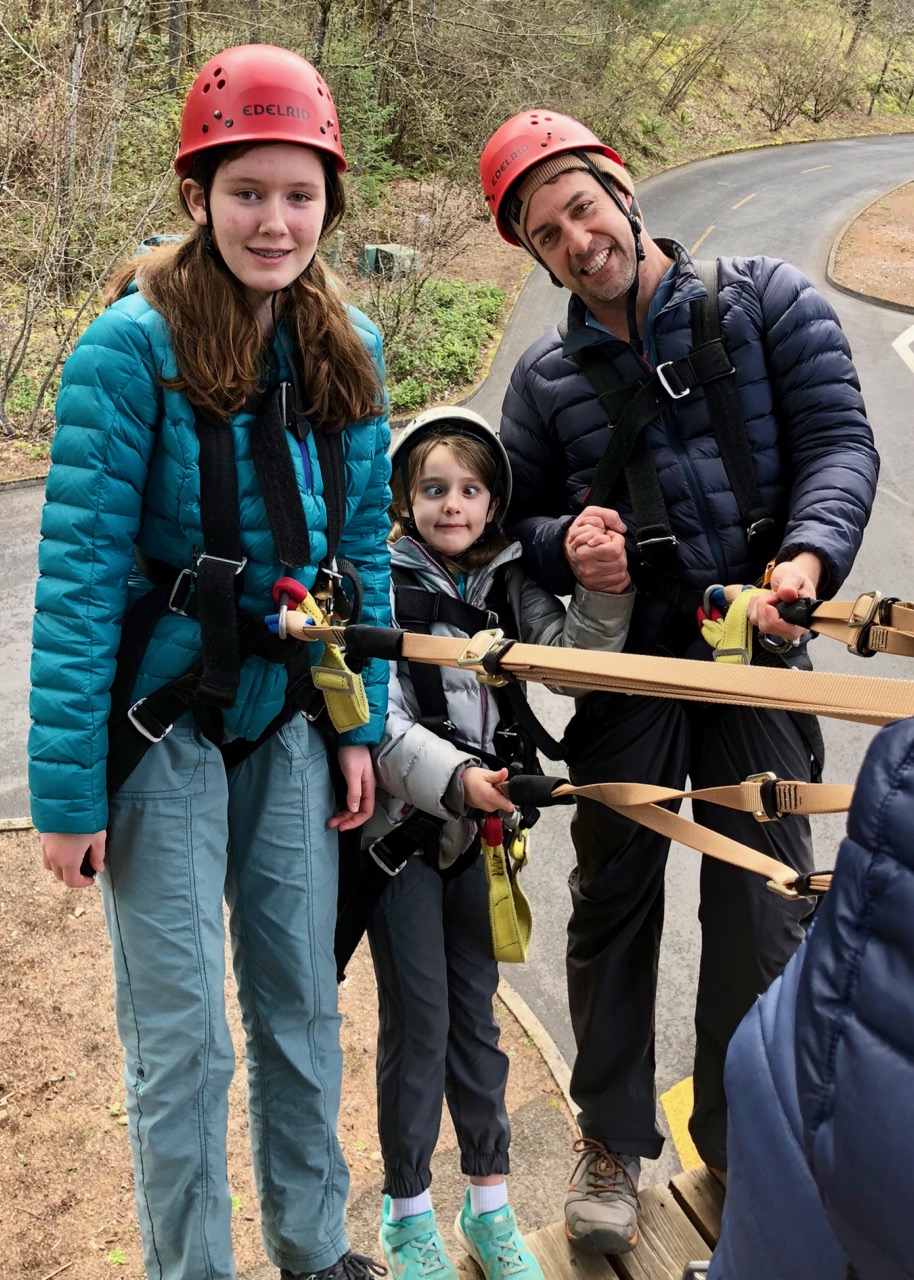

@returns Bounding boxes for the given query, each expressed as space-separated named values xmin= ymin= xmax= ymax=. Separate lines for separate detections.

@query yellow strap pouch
xmin=294 ymin=590 xmax=370 ymax=733
xmin=700 ymin=587 xmax=767 ymax=665
xmin=480 ymin=815 xmax=533 ymax=964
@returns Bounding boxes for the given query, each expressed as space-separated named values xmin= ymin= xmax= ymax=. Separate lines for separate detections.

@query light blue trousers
xmin=101 ymin=713 xmax=349 ymax=1280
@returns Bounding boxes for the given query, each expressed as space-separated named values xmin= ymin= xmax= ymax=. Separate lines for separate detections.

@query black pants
xmin=367 ymin=853 xmax=511 ymax=1198
xmin=563 ymin=692 xmax=815 ymax=1169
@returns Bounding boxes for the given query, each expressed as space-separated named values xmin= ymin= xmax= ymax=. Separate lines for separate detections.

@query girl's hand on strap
xmin=463 ymin=766 xmax=515 ymax=816
xmin=329 ymin=744 xmax=376 ymax=831
xmin=40 ymin=831 xmax=106 ymax=888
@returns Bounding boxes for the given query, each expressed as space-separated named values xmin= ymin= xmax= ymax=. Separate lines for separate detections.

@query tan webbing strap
xmin=546 ymin=778 xmax=848 ymax=897
xmin=284 ymin=617 xmax=914 ymax=727
xmin=717 ymin=587 xmax=914 ymax=657
xmin=801 ymin=595 xmax=914 ymax=658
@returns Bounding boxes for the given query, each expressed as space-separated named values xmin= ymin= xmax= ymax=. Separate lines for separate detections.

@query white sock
xmin=389 ymin=1190 xmax=432 ymax=1221
xmin=469 ymin=1180 xmax=508 ymax=1216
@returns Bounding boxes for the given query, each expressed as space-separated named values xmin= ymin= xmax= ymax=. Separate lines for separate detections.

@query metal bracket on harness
xmin=846 ymin=589 xmax=882 ymax=657
xmin=681 ymin=1264 xmax=710 ymax=1279
xmin=457 ymin=629 xmax=510 ymax=687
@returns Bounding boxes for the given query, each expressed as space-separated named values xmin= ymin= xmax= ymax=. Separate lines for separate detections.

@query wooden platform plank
xmin=668 ymin=1168 xmax=725 ymax=1250
xmin=611 ymin=1185 xmax=711 ymax=1280
xmin=524 ymin=1221 xmax=625 ymax=1280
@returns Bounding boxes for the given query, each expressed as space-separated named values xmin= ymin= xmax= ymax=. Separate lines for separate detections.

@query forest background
xmin=3 ymin=0 xmax=914 ymax=461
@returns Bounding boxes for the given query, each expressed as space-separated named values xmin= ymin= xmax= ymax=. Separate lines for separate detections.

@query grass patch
xmin=366 ymin=278 xmax=505 ymax=415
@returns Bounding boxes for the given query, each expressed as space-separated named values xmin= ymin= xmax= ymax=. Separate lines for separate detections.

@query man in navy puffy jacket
xmin=479 ymin=111 xmax=878 ymax=1254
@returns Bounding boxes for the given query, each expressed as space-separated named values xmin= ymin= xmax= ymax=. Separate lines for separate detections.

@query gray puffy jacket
xmin=365 ymin=535 xmax=633 ymax=866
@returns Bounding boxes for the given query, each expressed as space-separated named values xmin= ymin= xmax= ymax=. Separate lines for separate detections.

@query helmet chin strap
xmin=574 ymin=151 xmax=646 ymax=355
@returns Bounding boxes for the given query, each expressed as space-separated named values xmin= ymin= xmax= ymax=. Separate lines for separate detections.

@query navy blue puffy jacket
xmin=711 ymin=714 xmax=914 ymax=1280
xmin=500 ymin=241 xmax=878 ymax=655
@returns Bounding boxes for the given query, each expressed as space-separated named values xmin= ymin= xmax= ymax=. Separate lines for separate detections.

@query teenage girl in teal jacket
xmin=28 ymin=45 xmax=391 ymax=1280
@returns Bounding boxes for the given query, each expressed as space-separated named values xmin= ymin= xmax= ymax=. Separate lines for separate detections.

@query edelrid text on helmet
xmin=479 ymin=110 xmax=631 ymax=247
xmin=175 ymin=44 xmax=346 ymax=177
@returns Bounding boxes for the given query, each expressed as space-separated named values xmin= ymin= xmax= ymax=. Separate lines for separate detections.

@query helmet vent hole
xmin=217 ymin=78 xmax=226 ymax=89
xmin=201 ymin=124 xmax=209 ymax=133
xmin=202 ymin=84 xmax=211 ymax=94
xmin=320 ymin=125 xmax=327 ymax=134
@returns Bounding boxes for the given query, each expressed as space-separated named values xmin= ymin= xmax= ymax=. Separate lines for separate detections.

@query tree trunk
xmin=314 ymin=0 xmax=333 ymax=64
xmin=249 ymin=0 xmax=262 ymax=42
xmin=166 ymin=0 xmax=186 ymax=91
xmin=869 ymin=53 xmax=891 ymax=113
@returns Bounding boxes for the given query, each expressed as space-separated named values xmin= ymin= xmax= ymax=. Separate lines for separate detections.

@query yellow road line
xmin=690 ymin=225 xmax=715 ymax=254
xmin=660 ymin=1076 xmax=703 ymax=1171
xmin=731 ymin=193 xmax=757 ymax=210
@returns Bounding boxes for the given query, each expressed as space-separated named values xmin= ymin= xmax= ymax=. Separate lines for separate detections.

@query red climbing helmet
xmin=175 ymin=44 xmax=346 ymax=177
xmin=479 ymin=110 xmax=631 ymax=246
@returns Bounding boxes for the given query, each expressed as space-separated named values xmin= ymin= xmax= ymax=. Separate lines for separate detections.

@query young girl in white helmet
xmin=29 ymin=44 xmax=392 ymax=1280
xmin=359 ymin=407 xmax=633 ymax=1280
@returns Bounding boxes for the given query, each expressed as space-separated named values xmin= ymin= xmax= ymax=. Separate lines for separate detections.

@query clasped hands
xmin=564 ymin=506 xmax=631 ymax=594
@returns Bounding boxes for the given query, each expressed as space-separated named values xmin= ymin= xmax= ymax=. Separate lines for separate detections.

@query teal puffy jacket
xmin=29 ymin=287 xmax=391 ymax=835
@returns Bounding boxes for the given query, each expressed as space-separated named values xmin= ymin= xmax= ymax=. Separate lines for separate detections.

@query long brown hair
xmin=389 ymin=432 xmax=509 ymax=574
xmin=103 ymin=144 xmax=381 ymax=433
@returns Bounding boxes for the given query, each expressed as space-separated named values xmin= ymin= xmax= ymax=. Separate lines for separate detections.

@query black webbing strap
xmin=482 ymin=569 xmax=565 ymax=763
xmin=249 ymin=383 xmax=312 ymax=568
xmin=106 ymin=667 xmax=204 ymax=795
xmin=585 ymin=338 xmax=734 ymax=509
xmin=313 ymin=424 xmax=364 ymax=623
xmin=194 ymin=412 xmax=247 ymax=708
xmin=572 ymin=342 xmax=679 ymax=575
xmin=334 ymin=808 xmax=446 ymax=980
xmin=690 ymin=259 xmax=776 ymax=565
xmin=394 ymin=585 xmax=494 ymax=635
xmin=106 ymin=580 xmax=174 ymax=749
xmin=392 ymin=569 xmax=565 ymax=766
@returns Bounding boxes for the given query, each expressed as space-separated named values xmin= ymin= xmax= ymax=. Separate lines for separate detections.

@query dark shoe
xmin=282 ymin=1250 xmax=388 ymax=1280
xmin=564 ymin=1138 xmax=640 ymax=1255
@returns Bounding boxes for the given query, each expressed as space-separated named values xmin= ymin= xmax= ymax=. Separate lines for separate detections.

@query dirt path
xmin=0 ymin=827 xmax=568 ymax=1280
xmin=829 ymin=180 xmax=914 ymax=309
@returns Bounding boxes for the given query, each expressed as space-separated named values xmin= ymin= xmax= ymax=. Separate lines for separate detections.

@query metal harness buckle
xmin=127 ymin=698 xmax=173 ymax=744
xmin=196 ymin=552 xmax=248 ymax=575
xmin=367 ymin=837 xmax=408 ymax=877
xmin=846 ymin=590 xmax=882 ymax=657
xmin=655 ymin=361 xmax=690 ymax=399
xmin=746 ymin=770 xmax=780 ymax=822
xmin=168 ymin=568 xmax=195 ymax=616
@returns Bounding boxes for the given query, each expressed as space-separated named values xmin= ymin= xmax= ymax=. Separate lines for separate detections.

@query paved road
xmin=463 ymin=134 xmax=914 ymax=1185
xmin=3 ymin=135 xmax=913 ymax=1186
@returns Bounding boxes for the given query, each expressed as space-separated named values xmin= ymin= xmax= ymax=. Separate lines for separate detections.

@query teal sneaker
xmin=453 ymin=1192 xmax=545 ymax=1280
xmin=379 ymin=1196 xmax=459 ymax=1280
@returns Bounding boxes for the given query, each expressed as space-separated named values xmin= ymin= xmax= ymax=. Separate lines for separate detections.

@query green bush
xmin=372 ymin=279 xmax=505 ymax=415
